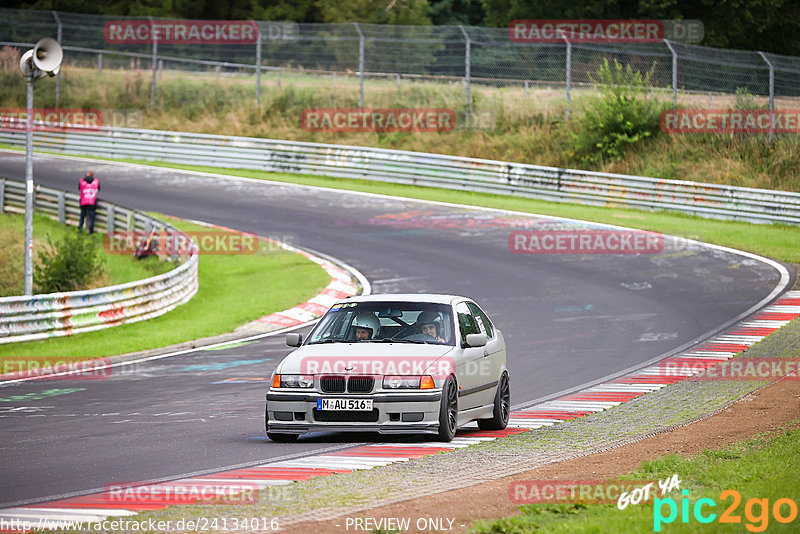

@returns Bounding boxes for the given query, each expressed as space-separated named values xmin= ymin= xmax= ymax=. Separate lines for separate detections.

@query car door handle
xmin=483 ymin=350 xmax=489 ymax=357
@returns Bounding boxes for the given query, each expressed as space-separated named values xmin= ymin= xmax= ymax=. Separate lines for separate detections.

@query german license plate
xmin=316 ymin=398 xmax=373 ymax=411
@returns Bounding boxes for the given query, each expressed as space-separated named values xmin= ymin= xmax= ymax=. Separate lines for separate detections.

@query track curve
xmin=0 ymin=151 xmax=788 ymax=506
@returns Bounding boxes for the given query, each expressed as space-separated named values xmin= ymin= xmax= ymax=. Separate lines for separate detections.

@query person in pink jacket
xmin=78 ymin=171 xmax=99 ymax=234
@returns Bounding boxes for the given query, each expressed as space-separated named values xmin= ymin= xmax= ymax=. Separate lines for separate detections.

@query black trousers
xmin=78 ymin=205 xmax=96 ymax=234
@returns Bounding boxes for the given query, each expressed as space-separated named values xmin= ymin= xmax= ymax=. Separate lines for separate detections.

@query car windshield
xmin=307 ymin=301 xmax=455 ymax=345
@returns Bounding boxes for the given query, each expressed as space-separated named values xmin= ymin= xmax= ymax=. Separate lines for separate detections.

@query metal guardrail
xmin=1 ymin=125 xmax=798 ymax=225
xmin=0 ymin=177 xmax=198 ymax=344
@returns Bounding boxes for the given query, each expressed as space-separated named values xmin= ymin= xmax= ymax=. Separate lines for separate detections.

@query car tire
xmin=477 ymin=372 xmax=510 ymax=431
xmin=437 ymin=376 xmax=458 ymax=442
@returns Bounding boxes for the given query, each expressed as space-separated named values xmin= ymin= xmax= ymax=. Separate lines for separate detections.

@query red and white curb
xmin=507 ymin=290 xmax=800 ymax=429
xmin=2 ymin=291 xmax=798 ymax=525
xmin=176 ymin=219 xmax=363 ymax=332
xmin=243 ymin=241 xmax=360 ymax=331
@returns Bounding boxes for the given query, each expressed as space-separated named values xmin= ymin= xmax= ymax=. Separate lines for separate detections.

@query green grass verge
xmin=0 ymin=211 xmax=172 ymax=297
xmin=472 ymin=423 xmax=800 ymax=533
xmin=75 ymin=157 xmax=800 ymax=264
xmin=0 ymin=216 xmax=330 ymax=360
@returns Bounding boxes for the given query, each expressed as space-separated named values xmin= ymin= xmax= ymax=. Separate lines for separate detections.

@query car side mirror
xmin=465 ymin=333 xmax=487 ymax=347
xmin=286 ymin=333 xmax=303 ymax=347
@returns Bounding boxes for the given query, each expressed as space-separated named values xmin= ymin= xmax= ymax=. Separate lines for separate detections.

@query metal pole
xmin=98 ymin=53 xmax=103 ymax=75
xmin=150 ymin=17 xmax=157 ymax=108
xmin=562 ymin=33 xmax=571 ymax=121
xmin=52 ymin=11 xmax=62 ymax=106
xmin=758 ymin=51 xmax=775 ymax=142
xmin=664 ymin=39 xmax=678 ymax=110
xmin=354 ymin=23 xmax=364 ymax=107
xmin=24 ymin=74 xmax=35 ymax=295
xmin=255 ymin=27 xmax=262 ymax=105
xmin=459 ymin=26 xmax=471 ymax=121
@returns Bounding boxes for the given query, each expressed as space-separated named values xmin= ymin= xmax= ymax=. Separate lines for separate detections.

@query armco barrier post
xmin=106 ymin=204 xmax=115 ymax=234
xmin=57 ymin=191 xmax=65 ymax=224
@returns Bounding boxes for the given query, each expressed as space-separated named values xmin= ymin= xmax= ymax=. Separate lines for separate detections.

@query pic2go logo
xmin=654 ymin=489 xmax=798 ymax=532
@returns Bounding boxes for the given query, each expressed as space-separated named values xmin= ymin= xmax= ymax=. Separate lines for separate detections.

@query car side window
xmin=467 ymin=302 xmax=494 ymax=338
xmin=456 ymin=302 xmax=480 ymax=346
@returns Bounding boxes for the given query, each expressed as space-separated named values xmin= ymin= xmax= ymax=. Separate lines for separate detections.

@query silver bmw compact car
xmin=265 ymin=294 xmax=509 ymax=442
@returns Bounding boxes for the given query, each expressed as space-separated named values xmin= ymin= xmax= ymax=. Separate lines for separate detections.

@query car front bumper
xmin=266 ymin=390 xmax=442 ymax=435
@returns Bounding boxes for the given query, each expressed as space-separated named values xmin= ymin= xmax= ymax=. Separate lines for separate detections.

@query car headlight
xmin=273 ymin=374 xmax=314 ymax=388
xmin=383 ymin=375 xmax=433 ymax=389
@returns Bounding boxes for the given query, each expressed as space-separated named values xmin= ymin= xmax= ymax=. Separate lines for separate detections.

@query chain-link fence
xmin=3 ymin=8 xmax=800 ymax=125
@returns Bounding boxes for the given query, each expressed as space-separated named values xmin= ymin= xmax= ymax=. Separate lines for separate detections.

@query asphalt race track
xmin=0 ymin=151 xmax=788 ymax=507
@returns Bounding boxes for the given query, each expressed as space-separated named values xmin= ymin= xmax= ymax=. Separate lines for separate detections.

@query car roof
xmin=341 ymin=293 xmax=469 ymax=305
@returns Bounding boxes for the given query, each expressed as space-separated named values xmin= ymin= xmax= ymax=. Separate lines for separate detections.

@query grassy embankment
xmin=0 ymin=58 xmax=798 ymax=192
xmin=0 ymin=216 xmax=330 ymax=361
xmin=473 ymin=424 xmax=800 ymax=533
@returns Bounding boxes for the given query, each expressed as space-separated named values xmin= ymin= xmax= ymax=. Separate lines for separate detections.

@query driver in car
xmin=415 ymin=311 xmax=446 ymax=343
xmin=352 ymin=312 xmax=381 ymax=340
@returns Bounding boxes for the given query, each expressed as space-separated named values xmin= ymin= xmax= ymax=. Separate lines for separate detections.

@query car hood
xmin=276 ymin=342 xmax=455 ymax=376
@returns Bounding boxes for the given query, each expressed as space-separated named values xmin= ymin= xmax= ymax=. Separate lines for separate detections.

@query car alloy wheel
xmin=437 ymin=377 xmax=458 ymax=442
xmin=478 ymin=372 xmax=510 ymax=430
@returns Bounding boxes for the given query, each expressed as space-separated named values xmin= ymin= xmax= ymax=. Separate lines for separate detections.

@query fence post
xmin=149 ymin=16 xmax=157 ymax=108
xmin=664 ymin=39 xmax=678 ymax=110
xmin=758 ymin=51 xmax=775 ymax=143
xmin=255 ymin=26 xmax=262 ymax=105
xmin=98 ymin=53 xmax=103 ymax=75
xmin=57 ymin=191 xmax=65 ymax=224
xmin=354 ymin=23 xmax=364 ymax=107
xmin=0 ymin=179 xmax=4 ymax=213
xmin=52 ymin=11 xmax=62 ymax=106
xmin=561 ymin=32 xmax=571 ymax=121
xmin=459 ymin=26 xmax=471 ymax=121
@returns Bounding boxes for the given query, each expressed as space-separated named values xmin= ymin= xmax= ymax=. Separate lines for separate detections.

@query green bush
xmin=572 ymin=59 xmax=663 ymax=165
xmin=35 ymin=231 xmax=106 ymax=294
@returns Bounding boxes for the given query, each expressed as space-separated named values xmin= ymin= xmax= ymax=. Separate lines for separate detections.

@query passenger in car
xmin=415 ymin=311 xmax=446 ymax=343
